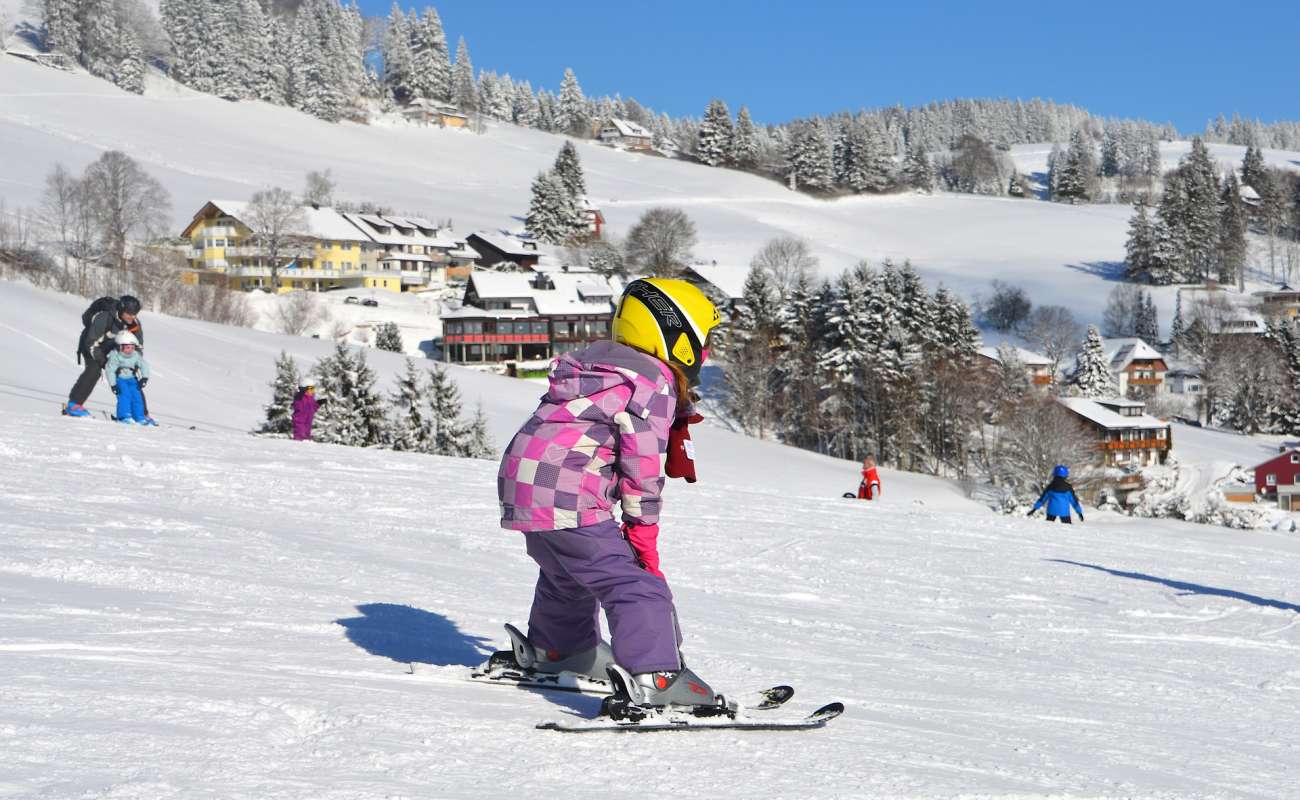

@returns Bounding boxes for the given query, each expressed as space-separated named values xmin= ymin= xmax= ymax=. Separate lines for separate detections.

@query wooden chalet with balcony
xmin=440 ymin=270 xmax=615 ymax=363
xmin=1058 ymin=397 xmax=1172 ymax=468
xmin=597 ymin=118 xmax=654 ymax=150
xmin=1098 ymin=338 xmax=1168 ymax=398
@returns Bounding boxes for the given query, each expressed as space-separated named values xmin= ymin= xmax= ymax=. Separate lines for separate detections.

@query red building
xmin=1253 ymin=449 xmax=1300 ymax=498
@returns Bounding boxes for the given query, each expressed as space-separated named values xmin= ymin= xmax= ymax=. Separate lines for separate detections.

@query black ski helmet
xmin=118 ymin=295 xmax=142 ymax=316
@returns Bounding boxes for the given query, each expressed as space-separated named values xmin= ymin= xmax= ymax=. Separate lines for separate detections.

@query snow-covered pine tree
xmin=557 ymin=67 xmax=587 ymax=136
xmin=389 ymin=358 xmax=434 ymax=453
xmin=312 ymin=340 xmax=388 ymax=447
xmin=552 ymin=140 xmax=586 ymax=199
xmin=41 ymin=0 xmax=82 ymax=57
xmin=1217 ymin=172 xmax=1248 ymax=287
xmin=1169 ymin=292 xmax=1186 ymax=355
xmin=1071 ymin=326 xmax=1116 ymax=398
xmin=772 ymin=273 xmax=826 ymax=450
xmin=260 ymin=351 xmax=301 ymax=435
xmin=1045 ymin=142 xmax=1064 ymax=199
xmin=902 ymin=141 xmax=934 ymax=192
xmin=732 ymin=105 xmax=759 ymax=168
xmin=695 ymin=99 xmax=734 ymax=167
xmin=115 ymin=27 xmax=145 ymax=95
xmin=931 ymin=285 xmax=980 ymax=363
xmin=723 ymin=265 xmax=782 ymax=438
xmin=1135 ymin=291 xmax=1159 ymax=343
xmin=512 ymin=79 xmax=539 ymax=126
xmin=74 ymin=0 xmax=122 ymax=82
xmin=1008 ymin=169 xmax=1025 ymax=197
xmin=1267 ymin=323 xmax=1300 ymax=435
xmin=410 ymin=7 xmax=451 ymax=103
xmin=1241 ymin=144 xmax=1267 ymax=193
xmin=1124 ymin=197 xmax=1156 ymax=281
xmin=786 ymin=118 xmax=834 ymax=191
xmin=1151 ymin=171 xmax=1189 ymax=284
xmin=452 ymin=36 xmax=476 ymax=112
xmin=428 ymin=364 xmax=469 ymax=456
xmin=382 ymin=2 xmax=414 ymax=104
xmin=526 ymin=170 xmax=582 ymax=244
xmin=1100 ymin=128 xmax=1121 ymax=178
xmin=374 ymin=321 xmax=403 ymax=352
xmin=1056 ymin=129 xmax=1097 ymax=203
xmin=463 ymin=404 xmax=496 ymax=458
xmin=1143 ymin=139 xmax=1162 ymax=181
xmin=1178 ymin=137 xmax=1222 ymax=281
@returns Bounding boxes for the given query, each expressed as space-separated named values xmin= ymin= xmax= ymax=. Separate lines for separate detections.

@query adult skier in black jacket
xmin=65 ymin=295 xmax=145 ymax=418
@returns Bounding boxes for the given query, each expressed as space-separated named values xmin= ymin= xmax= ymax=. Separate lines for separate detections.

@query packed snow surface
xmin=3 ymin=280 xmax=1300 ymax=798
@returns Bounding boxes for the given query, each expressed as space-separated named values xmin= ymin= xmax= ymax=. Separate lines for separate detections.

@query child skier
xmin=105 ymin=331 xmax=151 ymax=425
xmin=857 ymin=456 xmax=881 ymax=500
xmin=496 ymin=278 xmax=721 ymax=709
xmin=1028 ymin=464 xmax=1084 ymax=523
xmin=291 ymin=384 xmax=322 ymax=441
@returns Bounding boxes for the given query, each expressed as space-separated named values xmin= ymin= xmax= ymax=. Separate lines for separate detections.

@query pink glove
xmin=622 ymin=522 xmax=664 ymax=578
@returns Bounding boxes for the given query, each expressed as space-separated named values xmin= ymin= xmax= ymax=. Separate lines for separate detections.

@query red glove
xmin=665 ymin=413 xmax=704 ymax=483
xmin=623 ymin=522 xmax=664 ymax=578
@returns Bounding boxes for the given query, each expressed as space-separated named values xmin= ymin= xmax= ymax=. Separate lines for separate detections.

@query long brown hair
xmin=625 ymin=344 xmax=694 ymax=415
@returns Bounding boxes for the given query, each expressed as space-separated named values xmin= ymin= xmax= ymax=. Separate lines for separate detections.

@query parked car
xmin=344 ymin=296 xmax=360 ymax=305
xmin=361 ymin=298 xmax=379 ymax=307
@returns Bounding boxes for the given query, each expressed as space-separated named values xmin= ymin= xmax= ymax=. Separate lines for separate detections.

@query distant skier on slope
xmin=65 ymin=295 xmax=153 ymax=422
xmin=857 ymin=456 xmax=882 ymax=500
xmin=104 ymin=331 xmax=151 ymax=425
xmin=1028 ymin=464 xmax=1084 ymax=524
xmin=291 ymin=383 xmax=324 ymax=441
xmin=495 ymin=278 xmax=721 ymax=708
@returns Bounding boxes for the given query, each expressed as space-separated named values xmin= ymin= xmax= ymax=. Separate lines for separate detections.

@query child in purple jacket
xmin=496 ymin=278 xmax=721 ymax=708
xmin=291 ymin=384 xmax=322 ymax=441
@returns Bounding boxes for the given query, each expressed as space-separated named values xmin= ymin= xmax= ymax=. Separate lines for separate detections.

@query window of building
xmin=532 ymin=321 xmax=548 ymax=335
xmin=343 ymin=262 xmax=352 ymax=270
xmin=1155 ymin=429 xmax=1166 ymax=440
xmin=1267 ymin=474 xmax=1277 ymax=486
xmin=464 ymin=321 xmax=482 ymax=334
xmin=1291 ymin=454 xmax=1299 ymax=464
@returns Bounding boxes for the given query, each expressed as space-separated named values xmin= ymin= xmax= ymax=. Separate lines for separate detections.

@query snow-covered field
xmin=2 ymin=279 xmax=1300 ymax=799
xmin=6 ymin=55 xmax=1300 ymax=334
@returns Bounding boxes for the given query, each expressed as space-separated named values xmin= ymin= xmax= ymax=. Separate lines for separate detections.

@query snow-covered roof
xmin=684 ymin=264 xmax=749 ymax=300
xmin=1100 ymin=338 xmax=1164 ymax=371
xmin=1240 ymin=184 xmax=1262 ymax=202
xmin=1057 ymin=397 xmax=1169 ymax=431
xmin=378 ymin=252 xmax=434 ymax=263
xmin=342 ymin=212 xmax=449 ymax=249
xmin=206 ymin=200 xmax=374 ymax=242
xmin=977 ymin=345 xmax=1052 ymax=367
xmin=602 ymin=118 xmax=652 ymax=138
xmin=468 ymin=232 xmax=540 ymax=259
xmin=461 ymin=271 xmax=615 ymax=317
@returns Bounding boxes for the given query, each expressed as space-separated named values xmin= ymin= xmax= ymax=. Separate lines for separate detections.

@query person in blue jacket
xmin=1028 ymin=464 xmax=1084 ymax=523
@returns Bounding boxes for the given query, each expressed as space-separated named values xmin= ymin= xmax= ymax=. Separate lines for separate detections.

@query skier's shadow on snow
xmin=1047 ymin=560 xmax=1300 ymax=613
xmin=335 ymin=603 xmax=494 ymax=666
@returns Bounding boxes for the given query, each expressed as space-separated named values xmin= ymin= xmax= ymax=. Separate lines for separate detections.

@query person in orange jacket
xmin=857 ymin=456 xmax=881 ymax=500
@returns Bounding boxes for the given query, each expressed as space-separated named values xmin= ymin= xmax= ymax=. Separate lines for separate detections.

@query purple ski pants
xmin=523 ymin=519 xmax=682 ymax=674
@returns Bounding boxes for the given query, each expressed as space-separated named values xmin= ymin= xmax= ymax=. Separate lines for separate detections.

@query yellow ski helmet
xmin=612 ymin=278 xmax=721 ymax=385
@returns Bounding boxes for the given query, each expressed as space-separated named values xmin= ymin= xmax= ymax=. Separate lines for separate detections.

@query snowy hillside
xmin=3 ymin=280 xmax=1300 ymax=798
xmin=6 ymin=56 xmax=1300 ymax=330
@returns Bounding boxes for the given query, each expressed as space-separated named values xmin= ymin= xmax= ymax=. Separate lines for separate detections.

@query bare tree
xmin=997 ymin=396 xmax=1098 ymax=496
xmin=302 ymin=169 xmax=336 ymax=207
xmin=1101 ymin=283 xmax=1142 ymax=337
xmin=624 ymin=207 xmax=697 ymax=277
xmin=81 ymin=151 xmax=171 ymax=274
xmin=750 ymin=236 xmax=818 ymax=297
xmin=977 ymin=280 xmax=1032 ymax=332
xmin=1023 ymin=304 xmax=1083 ymax=380
xmin=275 ymin=290 xmax=330 ymax=336
xmin=245 ymin=188 xmax=311 ymax=292
xmin=41 ymin=164 xmax=83 ymax=282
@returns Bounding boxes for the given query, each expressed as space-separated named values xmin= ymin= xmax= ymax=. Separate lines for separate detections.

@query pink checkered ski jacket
xmin=498 ymin=341 xmax=677 ymax=532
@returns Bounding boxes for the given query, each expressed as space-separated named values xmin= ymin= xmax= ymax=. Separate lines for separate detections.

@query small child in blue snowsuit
xmin=105 ymin=331 xmax=151 ymax=425
xmin=1029 ymin=464 xmax=1084 ymax=523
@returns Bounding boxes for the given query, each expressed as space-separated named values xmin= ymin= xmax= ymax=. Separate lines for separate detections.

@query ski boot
xmin=63 ymin=402 xmax=91 ymax=418
xmin=602 ymin=662 xmax=731 ymax=722
xmin=139 ymin=417 xmax=158 ymax=427
xmin=472 ymin=623 xmax=616 ymax=693
xmin=116 ymin=417 xmax=136 ymax=425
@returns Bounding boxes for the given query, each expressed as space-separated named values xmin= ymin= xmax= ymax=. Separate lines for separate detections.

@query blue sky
xmin=360 ymin=1 xmax=1299 ymax=132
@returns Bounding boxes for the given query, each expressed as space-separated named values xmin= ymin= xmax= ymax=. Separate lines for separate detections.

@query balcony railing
xmin=1128 ymin=377 xmax=1162 ymax=385
xmin=1104 ymin=439 xmax=1168 ymax=450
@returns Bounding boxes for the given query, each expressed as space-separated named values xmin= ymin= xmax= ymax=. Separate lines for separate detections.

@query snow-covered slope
xmin=3 ymin=280 xmax=1300 ymax=798
xmin=7 ymin=56 xmax=1300 ymax=331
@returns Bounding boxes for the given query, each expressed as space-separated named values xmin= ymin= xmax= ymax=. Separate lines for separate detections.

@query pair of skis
xmin=469 ymin=634 xmax=844 ymax=733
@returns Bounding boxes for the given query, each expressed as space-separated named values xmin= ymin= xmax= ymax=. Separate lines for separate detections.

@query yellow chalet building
xmin=182 ymin=200 xmax=403 ymax=294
